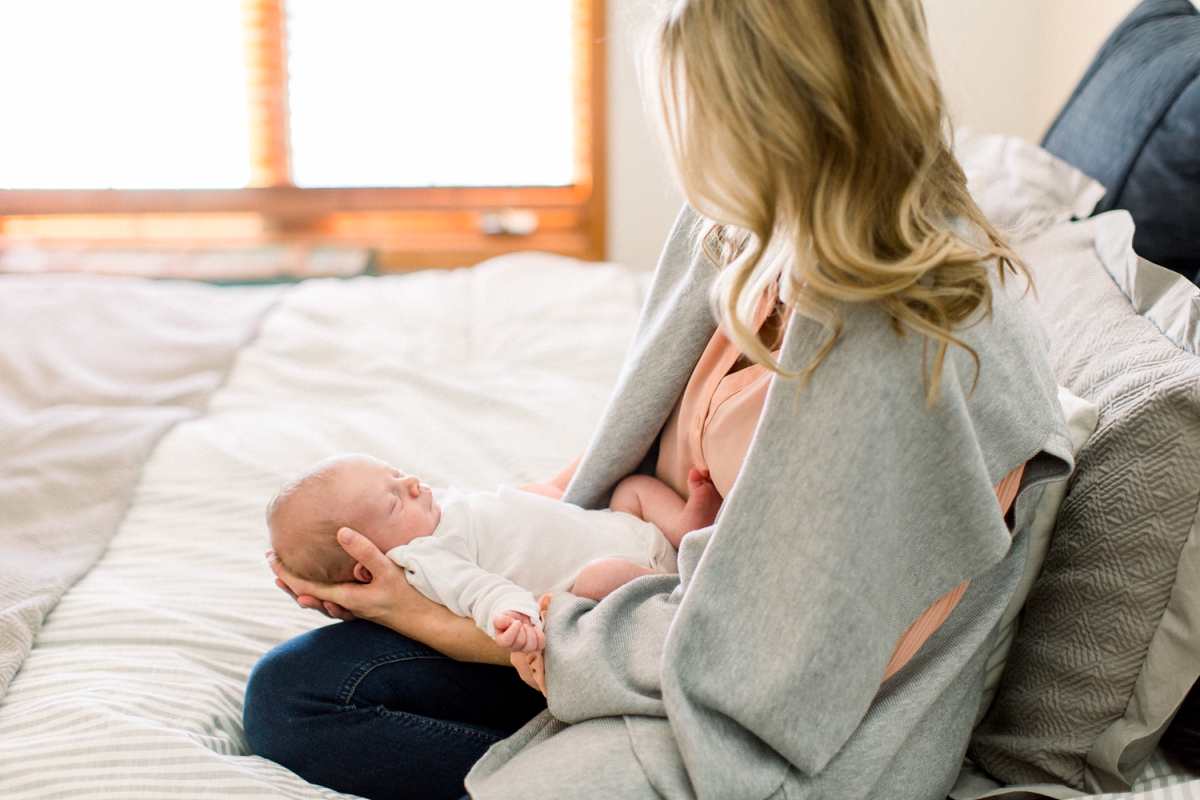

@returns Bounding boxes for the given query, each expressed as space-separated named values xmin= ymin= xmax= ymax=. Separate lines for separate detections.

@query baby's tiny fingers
xmin=494 ymin=622 xmax=517 ymax=649
xmin=517 ymin=624 xmax=540 ymax=653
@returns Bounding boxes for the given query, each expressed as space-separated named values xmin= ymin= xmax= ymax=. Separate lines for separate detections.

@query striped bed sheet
xmin=0 ymin=254 xmax=1195 ymax=799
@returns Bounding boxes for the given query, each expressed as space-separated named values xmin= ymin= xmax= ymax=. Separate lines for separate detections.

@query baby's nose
xmin=400 ymin=475 xmax=421 ymax=496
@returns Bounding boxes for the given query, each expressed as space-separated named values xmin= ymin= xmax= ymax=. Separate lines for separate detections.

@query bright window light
xmin=287 ymin=0 xmax=575 ymax=188
xmin=0 ymin=0 xmax=250 ymax=189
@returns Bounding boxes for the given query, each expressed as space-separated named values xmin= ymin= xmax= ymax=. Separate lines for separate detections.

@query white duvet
xmin=0 ymin=254 xmax=646 ymax=798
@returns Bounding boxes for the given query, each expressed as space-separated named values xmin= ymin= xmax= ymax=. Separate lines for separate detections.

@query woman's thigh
xmin=244 ymin=619 xmax=546 ymax=800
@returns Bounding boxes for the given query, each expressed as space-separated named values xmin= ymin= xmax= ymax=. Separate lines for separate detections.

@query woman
xmin=244 ymin=1 xmax=1072 ymax=798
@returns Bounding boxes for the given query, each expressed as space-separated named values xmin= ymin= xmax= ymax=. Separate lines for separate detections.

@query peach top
xmin=657 ymin=287 xmax=781 ymax=500
xmin=655 ymin=291 xmax=1026 ymax=681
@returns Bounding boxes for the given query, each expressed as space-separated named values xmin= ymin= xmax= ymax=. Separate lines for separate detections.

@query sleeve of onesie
xmin=401 ymin=541 xmax=543 ymax=638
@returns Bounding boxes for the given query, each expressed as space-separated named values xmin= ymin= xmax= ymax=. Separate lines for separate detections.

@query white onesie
xmin=386 ymin=486 xmax=677 ymax=637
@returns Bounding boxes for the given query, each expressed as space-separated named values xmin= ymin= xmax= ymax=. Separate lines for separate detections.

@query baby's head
xmin=267 ymin=454 xmax=441 ymax=584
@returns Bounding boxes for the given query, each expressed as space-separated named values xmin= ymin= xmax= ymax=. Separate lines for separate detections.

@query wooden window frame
xmin=0 ymin=0 xmax=606 ymax=271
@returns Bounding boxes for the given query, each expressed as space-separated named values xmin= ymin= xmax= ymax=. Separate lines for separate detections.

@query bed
xmin=3 ymin=2 xmax=1200 ymax=794
xmin=0 ymin=254 xmax=649 ymax=798
xmin=0 ymin=219 xmax=1197 ymax=799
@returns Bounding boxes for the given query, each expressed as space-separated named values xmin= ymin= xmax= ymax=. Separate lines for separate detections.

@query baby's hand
xmin=493 ymin=610 xmax=545 ymax=654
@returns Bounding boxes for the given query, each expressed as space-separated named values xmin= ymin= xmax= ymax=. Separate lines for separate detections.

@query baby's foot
xmin=679 ymin=469 xmax=723 ymax=534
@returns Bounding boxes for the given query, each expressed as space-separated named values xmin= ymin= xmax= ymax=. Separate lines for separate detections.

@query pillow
xmin=1041 ymin=0 xmax=1200 ymax=282
xmin=974 ymin=387 xmax=1099 ymax=726
xmin=967 ymin=209 xmax=1200 ymax=795
xmin=956 ymin=131 xmax=1106 ymax=240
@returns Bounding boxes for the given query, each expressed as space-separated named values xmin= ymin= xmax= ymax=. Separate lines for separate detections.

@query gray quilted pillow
xmin=969 ymin=210 xmax=1200 ymax=794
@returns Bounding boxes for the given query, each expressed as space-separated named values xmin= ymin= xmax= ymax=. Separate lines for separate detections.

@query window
xmin=0 ymin=0 xmax=605 ymax=270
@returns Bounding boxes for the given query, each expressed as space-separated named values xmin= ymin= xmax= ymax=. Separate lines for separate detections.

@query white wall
xmin=924 ymin=0 xmax=1142 ymax=141
xmin=604 ymin=0 xmax=1144 ymax=271
xmin=605 ymin=0 xmax=683 ymax=271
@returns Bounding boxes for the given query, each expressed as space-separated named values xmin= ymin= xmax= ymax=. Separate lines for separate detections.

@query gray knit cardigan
xmin=466 ymin=208 xmax=1074 ymax=800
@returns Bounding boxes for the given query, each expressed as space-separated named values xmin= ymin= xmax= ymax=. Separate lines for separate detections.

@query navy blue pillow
xmin=1042 ymin=0 xmax=1200 ymax=282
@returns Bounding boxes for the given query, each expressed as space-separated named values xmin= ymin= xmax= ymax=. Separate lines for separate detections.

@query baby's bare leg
xmin=611 ymin=474 xmax=685 ymax=537
xmin=572 ymin=557 xmax=664 ymax=602
xmin=610 ymin=471 xmax=722 ymax=548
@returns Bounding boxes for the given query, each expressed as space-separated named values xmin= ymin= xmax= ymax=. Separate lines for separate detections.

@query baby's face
xmin=327 ymin=455 xmax=442 ymax=553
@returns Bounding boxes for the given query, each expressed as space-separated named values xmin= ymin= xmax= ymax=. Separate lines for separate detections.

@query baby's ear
xmin=352 ymin=562 xmax=373 ymax=584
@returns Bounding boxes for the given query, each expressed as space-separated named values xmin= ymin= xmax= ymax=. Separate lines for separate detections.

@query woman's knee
xmin=244 ymin=628 xmax=318 ymax=757
xmin=244 ymin=619 xmax=412 ymax=756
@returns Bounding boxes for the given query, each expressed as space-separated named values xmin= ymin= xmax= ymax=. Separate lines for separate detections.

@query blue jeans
xmin=243 ymin=620 xmax=547 ymax=800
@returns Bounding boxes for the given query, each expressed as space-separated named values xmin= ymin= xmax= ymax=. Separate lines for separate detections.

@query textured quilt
xmin=0 ymin=275 xmax=282 ymax=700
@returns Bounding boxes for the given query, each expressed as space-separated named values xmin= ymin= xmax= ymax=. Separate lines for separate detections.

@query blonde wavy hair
xmin=648 ymin=0 xmax=1025 ymax=399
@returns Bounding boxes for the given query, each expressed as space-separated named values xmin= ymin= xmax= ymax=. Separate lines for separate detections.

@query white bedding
xmin=0 ymin=254 xmax=646 ymax=798
xmin=0 ymin=253 xmax=1196 ymax=799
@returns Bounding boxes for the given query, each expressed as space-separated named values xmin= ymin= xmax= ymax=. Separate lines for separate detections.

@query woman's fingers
xmin=336 ymin=527 xmax=389 ymax=571
xmin=268 ymin=555 xmax=328 ymax=615
xmin=267 ymin=548 xmax=353 ymax=619
xmin=323 ymin=600 xmax=354 ymax=620
xmin=510 ymin=651 xmax=547 ymax=695
xmin=274 ymin=577 xmax=300 ymax=602
xmin=268 ymin=529 xmax=437 ymax=627
xmin=268 ymin=550 xmax=321 ymax=597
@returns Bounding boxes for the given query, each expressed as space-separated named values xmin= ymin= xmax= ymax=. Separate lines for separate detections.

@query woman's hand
xmin=268 ymin=528 xmax=425 ymax=624
xmin=268 ymin=527 xmax=511 ymax=665
xmin=269 ymin=563 xmax=356 ymax=621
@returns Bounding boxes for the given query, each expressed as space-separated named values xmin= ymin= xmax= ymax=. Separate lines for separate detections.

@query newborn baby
xmin=267 ymin=454 xmax=722 ymax=654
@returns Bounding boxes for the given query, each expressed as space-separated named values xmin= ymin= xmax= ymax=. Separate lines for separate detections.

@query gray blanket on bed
xmin=0 ymin=274 xmax=281 ymax=700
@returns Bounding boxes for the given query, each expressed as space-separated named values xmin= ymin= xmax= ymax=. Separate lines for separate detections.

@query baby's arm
xmin=610 ymin=468 xmax=723 ymax=548
xmin=399 ymin=541 xmax=543 ymax=645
